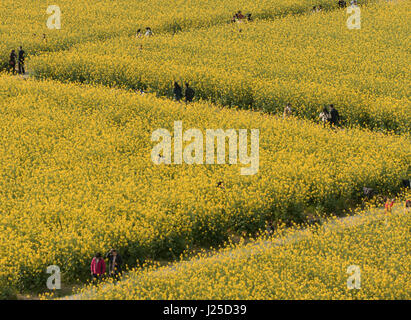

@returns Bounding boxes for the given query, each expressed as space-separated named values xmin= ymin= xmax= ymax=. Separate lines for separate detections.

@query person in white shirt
xmin=319 ymin=106 xmax=331 ymax=127
xmin=145 ymin=27 xmax=153 ymax=37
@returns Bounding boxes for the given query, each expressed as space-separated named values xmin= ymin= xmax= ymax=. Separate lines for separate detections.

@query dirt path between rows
xmin=63 ymin=206 xmax=403 ymax=300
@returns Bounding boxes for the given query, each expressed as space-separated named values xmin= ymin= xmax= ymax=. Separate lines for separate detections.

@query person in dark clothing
xmin=236 ymin=11 xmax=245 ymax=20
xmin=266 ymin=221 xmax=274 ymax=237
xmin=329 ymin=104 xmax=340 ymax=127
xmin=173 ymin=82 xmax=183 ymax=101
xmin=18 ymin=46 xmax=25 ymax=75
xmin=9 ymin=50 xmax=17 ymax=74
xmin=338 ymin=0 xmax=347 ymax=8
xmin=363 ymin=187 xmax=375 ymax=200
xmin=216 ymin=181 xmax=225 ymax=189
xmin=185 ymin=83 xmax=195 ymax=103
xmin=105 ymin=249 xmax=122 ymax=280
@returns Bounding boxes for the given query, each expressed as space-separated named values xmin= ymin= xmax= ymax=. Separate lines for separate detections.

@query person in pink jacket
xmin=90 ymin=252 xmax=106 ymax=283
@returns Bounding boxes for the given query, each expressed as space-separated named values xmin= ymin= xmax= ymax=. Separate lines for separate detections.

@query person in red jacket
xmin=90 ymin=252 xmax=106 ymax=283
xmin=384 ymin=198 xmax=395 ymax=214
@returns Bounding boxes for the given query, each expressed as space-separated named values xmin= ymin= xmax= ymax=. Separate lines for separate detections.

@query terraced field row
xmin=29 ymin=1 xmax=411 ymax=132
xmin=1 ymin=0 xmax=351 ymax=68
xmin=67 ymin=203 xmax=411 ymax=300
xmin=0 ymin=74 xmax=409 ymax=296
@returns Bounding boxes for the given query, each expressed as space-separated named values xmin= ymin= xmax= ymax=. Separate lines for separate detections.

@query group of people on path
xmin=314 ymin=0 xmax=357 ymax=12
xmin=384 ymin=198 xmax=395 ymax=214
xmin=363 ymin=183 xmax=411 ymax=215
xmin=319 ymin=104 xmax=340 ymax=127
xmin=32 ymin=33 xmax=48 ymax=43
xmin=312 ymin=5 xmax=323 ymax=12
xmin=9 ymin=46 xmax=25 ymax=75
xmin=338 ymin=0 xmax=358 ymax=8
xmin=283 ymin=103 xmax=341 ymax=128
xmin=136 ymin=27 xmax=154 ymax=38
xmin=90 ymin=249 xmax=123 ymax=283
xmin=231 ymin=11 xmax=253 ymax=23
xmin=173 ymin=82 xmax=195 ymax=103
xmin=283 ymin=103 xmax=293 ymax=118
xmin=385 ymin=198 xmax=411 ymax=215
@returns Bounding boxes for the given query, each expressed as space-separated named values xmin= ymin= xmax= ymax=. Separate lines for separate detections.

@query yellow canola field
xmin=0 ymin=75 xmax=409 ymax=296
xmin=71 ymin=204 xmax=411 ymax=300
xmin=30 ymin=1 xmax=411 ymax=133
xmin=1 ymin=0 xmax=342 ymax=68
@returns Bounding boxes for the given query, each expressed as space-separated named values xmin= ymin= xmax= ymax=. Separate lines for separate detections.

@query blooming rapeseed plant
xmin=0 ymin=74 xmax=409 ymax=296
xmin=69 ymin=201 xmax=411 ymax=300
xmin=29 ymin=1 xmax=411 ymax=132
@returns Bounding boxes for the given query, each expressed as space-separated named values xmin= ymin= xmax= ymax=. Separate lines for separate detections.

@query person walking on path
xmin=283 ymin=103 xmax=293 ymax=119
xmin=185 ymin=83 xmax=195 ymax=103
xmin=329 ymin=104 xmax=340 ymax=127
xmin=18 ymin=46 xmax=25 ymax=75
xmin=384 ymin=198 xmax=395 ymax=214
xmin=384 ymin=198 xmax=395 ymax=226
xmin=338 ymin=0 xmax=347 ymax=8
xmin=173 ymin=82 xmax=183 ymax=101
xmin=145 ymin=27 xmax=153 ymax=37
xmin=105 ymin=249 xmax=122 ymax=280
xmin=405 ymin=199 xmax=411 ymax=214
xmin=266 ymin=221 xmax=274 ymax=237
xmin=9 ymin=50 xmax=17 ymax=75
xmin=236 ymin=11 xmax=245 ymax=21
xmin=319 ymin=106 xmax=331 ymax=127
xmin=90 ymin=252 xmax=106 ymax=283
xmin=216 ymin=181 xmax=225 ymax=190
